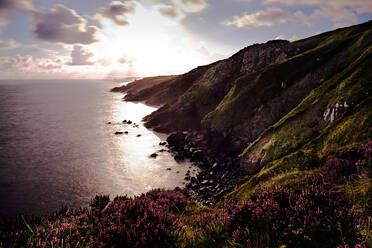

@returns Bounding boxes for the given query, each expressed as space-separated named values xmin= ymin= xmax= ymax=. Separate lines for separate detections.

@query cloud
xmin=0 ymin=54 xmax=63 ymax=72
xmin=32 ymin=4 xmax=98 ymax=44
xmin=274 ymin=34 xmax=301 ymax=41
xmin=180 ymin=0 xmax=207 ymax=13
xmin=67 ymin=45 xmax=95 ymax=66
xmin=138 ymin=0 xmax=173 ymax=5
xmin=263 ymin=0 xmax=372 ymax=27
xmin=118 ymin=55 xmax=133 ymax=64
xmin=275 ymin=35 xmax=286 ymax=40
xmin=0 ymin=0 xmax=34 ymax=10
xmin=0 ymin=39 xmax=21 ymax=50
xmin=293 ymin=10 xmax=310 ymax=26
xmin=264 ymin=0 xmax=372 ymax=13
xmin=196 ymin=45 xmax=225 ymax=61
xmin=224 ymin=8 xmax=292 ymax=28
xmin=0 ymin=0 xmax=34 ymax=28
xmin=97 ymin=1 xmax=136 ymax=26
xmin=139 ymin=0 xmax=207 ymax=19
xmin=310 ymin=6 xmax=358 ymax=27
xmin=159 ymin=6 xmax=179 ymax=18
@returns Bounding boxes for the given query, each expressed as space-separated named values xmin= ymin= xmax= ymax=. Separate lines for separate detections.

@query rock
xmin=107 ymin=122 xmax=112 ymax=124
xmin=323 ymin=102 xmax=349 ymax=122
xmin=158 ymin=149 xmax=166 ymax=152
xmin=137 ymin=134 xmax=141 ymax=137
xmin=114 ymin=131 xmax=124 ymax=135
xmin=190 ymin=177 xmax=197 ymax=184
xmin=191 ymin=149 xmax=203 ymax=161
xmin=174 ymin=154 xmax=184 ymax=161
xmin=150 ymin=153 xmax=158 ymax=158
xmin=159 ymin=141 xmax=167 ymax=146
xmin=127 ymin=120 xmax=132 ymax=124
xmin=166 ymin=132 xmax=186 ymax=149
xmin=122 ymin=120 xmax=127 ymax=123
xmin=124 ymin=131 xmax=129 ymax=134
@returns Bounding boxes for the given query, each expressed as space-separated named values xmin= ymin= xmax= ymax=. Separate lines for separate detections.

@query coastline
xmin=112 ymin=81 xmax=247 ymax=206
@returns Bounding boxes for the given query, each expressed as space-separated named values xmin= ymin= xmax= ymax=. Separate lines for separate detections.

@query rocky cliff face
xmin=143 ymin=40 xmax=300 ymax=133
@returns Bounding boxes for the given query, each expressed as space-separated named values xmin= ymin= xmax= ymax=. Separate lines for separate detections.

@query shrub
xmin=95 ymin=188 xmax=189 ymax=248
xmin=322 ymin=140 xmax=372 ymax=183
xmin=229 ymin=182 xmax=356 ymax=247
xmin=90 ymin=195 xmax=110 ymax=211
xmin=0 ymin=188 xmax=189 ymax=248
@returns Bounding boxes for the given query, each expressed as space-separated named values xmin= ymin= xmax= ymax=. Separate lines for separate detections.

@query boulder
xmin=166 ymin=132 xmax=186 ymax=149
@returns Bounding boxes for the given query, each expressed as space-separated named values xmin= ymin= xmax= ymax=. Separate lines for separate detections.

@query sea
xmin=0 ymin=79 xmax=195 ymax=217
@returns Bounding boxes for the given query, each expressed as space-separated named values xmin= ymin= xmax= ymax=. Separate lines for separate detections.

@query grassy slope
xmin=203 ymin=21 xmax=372 ymax=134
xmin=225 ymin=27 xmax=372 ymax=202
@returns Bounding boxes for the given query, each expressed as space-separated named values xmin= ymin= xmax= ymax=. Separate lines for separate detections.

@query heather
xmin=0 ymin=188 xmax=188 ymax=248
xmin=321 ymin=140 xmax=372 ymax=183
xmin=229 ymin=178 xmax=355 ymax=247
xmin=178 ymin=176 xmax=362 ymax=248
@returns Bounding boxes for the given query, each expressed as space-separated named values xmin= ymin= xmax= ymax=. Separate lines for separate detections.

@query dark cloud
xmin=0 ymin=0 xmax=34 ymax=28
xmin=67 ymin=45 xmax=95 ymax=66
xmin=98 ymin=1 xmax=135 ymax=26
xmin=33 ymin=4 xmax=98 ymax=44
xmin=0 ymin=0 xmax=33 ymax=10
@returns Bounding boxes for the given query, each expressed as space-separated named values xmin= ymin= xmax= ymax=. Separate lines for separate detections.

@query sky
xmin=0 ymin=0 xmax=371 ymax=80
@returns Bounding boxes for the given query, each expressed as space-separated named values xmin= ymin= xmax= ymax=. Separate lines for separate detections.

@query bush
xmin=90 ymin=195 xmax=110 ymax=211
xmin=96 ymin=188 xmax=188 ymax=248
xmin=229 ymin=181 xmax=355 ymax=247
xmin=0 ymin=188 xmax=189 ymax=248
xmin=322 ymin=140 xmax=372 ymax=183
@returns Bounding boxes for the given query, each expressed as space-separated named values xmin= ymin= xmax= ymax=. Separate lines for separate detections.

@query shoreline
xmin=113 ymin=83 xmax=246 ymax=206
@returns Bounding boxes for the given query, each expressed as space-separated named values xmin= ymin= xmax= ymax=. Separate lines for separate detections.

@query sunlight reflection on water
xmin=106 ymin=92 xmax=198 ymax=196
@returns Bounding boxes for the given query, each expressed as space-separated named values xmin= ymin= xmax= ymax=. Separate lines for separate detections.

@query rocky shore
xmin=162 ymin=130 xmax=246 ymax=206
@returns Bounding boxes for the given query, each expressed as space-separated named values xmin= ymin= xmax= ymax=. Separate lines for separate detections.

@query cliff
xmin=118 ymin=21 xmax=372 ymax=166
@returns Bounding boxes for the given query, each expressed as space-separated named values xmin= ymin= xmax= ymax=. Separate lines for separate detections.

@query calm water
xmin=0 ymin=80 xmax=195 ymax=217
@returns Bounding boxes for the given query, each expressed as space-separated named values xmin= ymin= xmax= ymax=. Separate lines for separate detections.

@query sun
xmin=87 ymin=2 xmax=214 ymax=78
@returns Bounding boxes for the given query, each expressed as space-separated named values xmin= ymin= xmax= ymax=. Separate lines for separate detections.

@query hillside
xmin=113 ymin=20 xmax=372 ymax=245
